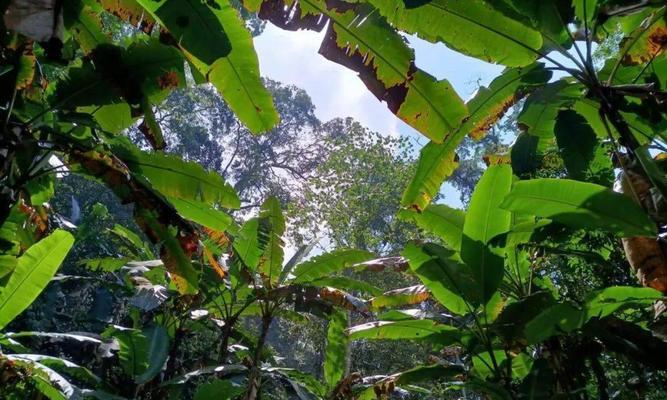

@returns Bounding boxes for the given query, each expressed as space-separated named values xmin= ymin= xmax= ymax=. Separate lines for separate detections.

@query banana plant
xmin=345 ymin=165 xmax=666 ymax=398
xmin=226 ymin=0 xmax=667 ymax=308
xmin=0 ymin=202 xmax=90 ymax=399
xmin=178 ymin=196 xmax=379 ymax=399
xmin=0 ymin=0 xmax=273 ymax=299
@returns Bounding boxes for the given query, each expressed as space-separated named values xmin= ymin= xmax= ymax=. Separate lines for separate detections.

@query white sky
xmin=253 ymin=23 xmax=505 ymax=208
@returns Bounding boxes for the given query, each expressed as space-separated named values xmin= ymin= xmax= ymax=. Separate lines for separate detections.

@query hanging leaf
xmin=135 ymin=325 xmax=169 ymax=384
xmin=103 ymin=325 xmax=168 ymax=382
xmin=399 ymin=204 xmax=464 ymax=250
xmin=232 ymin=217 xmax=265 ymax=271
xmin=258 ymin=197 xmax=285 ymax=285
xmin=403 ymin=243 xmax=479 ymax=315
xmin=461 ymin=63 xmax=551 ymax=140
xmin=324 ymin=309 xmax=348 ymax=390
xmin=103 ymin=326 xmax=148 ymax=378
xmin=206 ymin=1 xmax=279 ymax=133
xmin=401 ymin=141 xmax=459 ymax=211
xmin=500 ymin=178 xmax=657 ymax=237
xmin=0 ymin=230 xmax=74 ymax=330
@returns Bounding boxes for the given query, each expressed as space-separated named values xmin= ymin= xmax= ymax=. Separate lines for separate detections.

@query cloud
xmin=254 ymin=24 xmax=404 ymax=137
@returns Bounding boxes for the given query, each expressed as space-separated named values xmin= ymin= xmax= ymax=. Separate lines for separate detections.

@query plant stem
xmin=245 ymin=311 xmax=273 ymax=400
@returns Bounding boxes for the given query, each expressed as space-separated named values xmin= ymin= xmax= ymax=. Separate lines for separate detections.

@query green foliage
xmin=323 ymin=310 xmax=348 ymax=389
xmin=291 ymin=249 xmax=374 ymax=284
xmin=461 ymin=164 xmax=512 ymax=303
xmin=501 ymin=178 xmax=657 ymax=237
xmin=2 ymin=0 xmax=667 ymax=398
xmin=0 ymin=230 xmax=74 ymax=330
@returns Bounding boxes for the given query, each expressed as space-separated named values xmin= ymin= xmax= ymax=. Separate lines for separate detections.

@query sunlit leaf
xmin=403 ymin=243 xmax=479 ymax=315
xmin=461 ymin=164 xmax=512 ymax=303
xmin=399 ymin=204 xmax=464 ymax=250
xmin=401 ymin=141 xmax=459 ymax=211
xmin=0 ymin=230 xmax=74 ymax=330
xmin=291 ymin=249 xmax=374 ymax=284
xmin=367 ymin=0 xmax=543 ymax=67
xmin=324 ymin=309 xmax=348 ymax=389
xmin=500 ymin=178 xmax=657 ymax=237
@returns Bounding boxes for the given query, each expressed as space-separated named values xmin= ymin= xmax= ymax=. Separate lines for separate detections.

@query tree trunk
xmin=245 ymin=315 xmax=272 ymax=400
xmin=616 ymin=163 xmax=667 ymax=328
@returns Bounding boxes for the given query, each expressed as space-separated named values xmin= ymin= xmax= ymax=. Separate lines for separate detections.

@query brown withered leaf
xmin=203 ymin=227 xmax=230 ymax=249
xmin=203 ymin=246 xmax=226 ymax=280
xmin=66 ymin=148 xmax=200 ymax=294
xmin=469 ymin=93 xmax=520 ymax=141
xmin=355 ymin=257 xmax=409 ymax=273
xmin=255 ymin=0 xmax=327 ymax=32
xmin=157 ymin=70 xmax=180 ymax=90
xmin=99 ymin=0 xmax=156 ymax=33
xmin=483 ymin=152 xmax=511 ymax=166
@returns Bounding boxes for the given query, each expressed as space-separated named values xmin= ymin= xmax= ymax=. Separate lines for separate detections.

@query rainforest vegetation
xmin=1 ymin=0 xmax=667 ymax=398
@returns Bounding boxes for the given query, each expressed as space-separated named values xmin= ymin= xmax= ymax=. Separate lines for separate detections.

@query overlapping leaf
xmin=461 ymin=164 xmax=512 ymax=303
xmin=110 ymin=137 xmax=240 ymax=209
xmin=290 ymin=249 xmax=374 ymax=283
xmin=401 ymin=141 xmax=459 ymax=211
xmin=366 ymin=0 xmax=543 ymax=67
xmin=500 ymin=178 xmax=657 ymax=237
xmin=399 ymin=204 xmax=465 ymax=250
xmin=135 ymin=0 xmax=231 ymax=64
xmin=403 ymin=243 xmax=479 ymax=315
xmin=252 ymin=0 xmax=467 ymax=142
